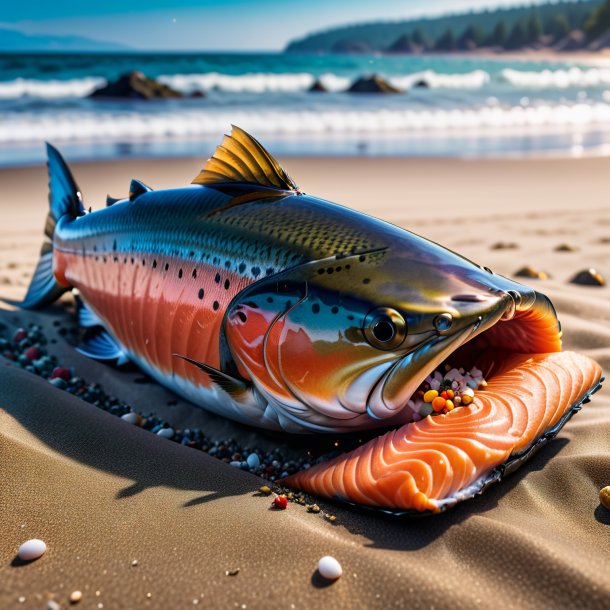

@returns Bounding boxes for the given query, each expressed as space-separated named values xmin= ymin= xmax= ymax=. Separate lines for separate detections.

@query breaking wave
xmin=500 ymin=66 xmax=610 ymax=89
xmin=0 ymin=70 xmax=490 ymax=99
xmin=0 ymin=77 xmax=105 ymax=100
xmin=3 ymin=101 xmax=610 ymax=144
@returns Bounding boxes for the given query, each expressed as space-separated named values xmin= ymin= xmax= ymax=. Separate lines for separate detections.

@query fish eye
xmin=363 ymin=307 xmax=407 ymax=350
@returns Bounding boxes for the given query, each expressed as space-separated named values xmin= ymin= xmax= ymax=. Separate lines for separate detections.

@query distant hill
xmin=285 ymin=0 xmax=603 ymax=54
xmin=0 ymin=28 xmax=131 ymax=52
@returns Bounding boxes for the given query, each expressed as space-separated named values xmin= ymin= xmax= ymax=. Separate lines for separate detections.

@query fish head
xmin=224 ymin=226 xmax=560 ymax=432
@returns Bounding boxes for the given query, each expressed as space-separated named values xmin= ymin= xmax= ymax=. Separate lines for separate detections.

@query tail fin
xmin=18 ymin=143 xmax=85 ymax=309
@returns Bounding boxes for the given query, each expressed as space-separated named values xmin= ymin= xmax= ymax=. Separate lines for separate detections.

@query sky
xmin=1 ymin=0 xmax=554 ymax=50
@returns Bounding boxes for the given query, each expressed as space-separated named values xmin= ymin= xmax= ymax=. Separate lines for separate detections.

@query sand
xmin=2 ymin=155 xmax=610 ymax=609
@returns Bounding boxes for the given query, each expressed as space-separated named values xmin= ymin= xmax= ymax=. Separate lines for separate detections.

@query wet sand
xmin=1 ymin=155 xmax=610 ymax=609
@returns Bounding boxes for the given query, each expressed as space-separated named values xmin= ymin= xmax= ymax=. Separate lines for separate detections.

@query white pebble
xmin=70 ymin=591 xmax=83 ymax=603
xmin=318 ymin=555 xmax=342 ymax=580
xmin=17 ymin=539 xmax=46 ymax=561
xmin=157 ymin=427 xmax=174 ymax=439
xmin=246 ymin=453 xmax=260 ymax=469
xmin=47 ymin=601 xmax=60 ymax=610
xmin=121 ymin=412 xmax=139 ymax=425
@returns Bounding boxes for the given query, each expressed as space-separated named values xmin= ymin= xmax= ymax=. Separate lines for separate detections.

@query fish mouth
xmin=369 ymin=289 xmax=557 ymax=422
xmin=281 ymin=288 xmax=603 ymax=513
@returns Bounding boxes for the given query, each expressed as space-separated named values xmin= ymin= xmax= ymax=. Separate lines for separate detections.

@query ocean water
xmin=3 ymin=52 xmax=610 ymax=165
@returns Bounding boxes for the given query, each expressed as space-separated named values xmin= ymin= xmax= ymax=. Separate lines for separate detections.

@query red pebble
xmin=24 ymin=346 xmax=40 ymax=361
xmin=273 ymin=495 xmax=288 ymax=510
xmin=51 ymin=367 xmax=71 ymax=381
xmin=13 ymin=328 xmax=27 ymax=343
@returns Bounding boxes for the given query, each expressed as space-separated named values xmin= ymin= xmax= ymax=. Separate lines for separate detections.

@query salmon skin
xmin=16 ymin=126 xmax=603 ymax=512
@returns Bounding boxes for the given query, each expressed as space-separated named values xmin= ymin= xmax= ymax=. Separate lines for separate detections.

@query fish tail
xmin=17 ymin=144 xmax=85 ymax=308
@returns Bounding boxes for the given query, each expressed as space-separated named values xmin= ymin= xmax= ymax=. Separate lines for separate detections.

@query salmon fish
xmin=18 ymin=126 xmax=602 ymax=513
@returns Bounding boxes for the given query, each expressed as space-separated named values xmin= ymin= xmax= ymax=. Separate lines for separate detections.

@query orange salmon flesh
xmin=281 ymin=350 xmax=602 ymax=513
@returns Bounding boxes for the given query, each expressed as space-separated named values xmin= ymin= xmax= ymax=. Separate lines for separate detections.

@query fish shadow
xmin=1 ymin=363 xmax=261 ymax=509
xmin=330 ymin=437 xmax=570 ymax=552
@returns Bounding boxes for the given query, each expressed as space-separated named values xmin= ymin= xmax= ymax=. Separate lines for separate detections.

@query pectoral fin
xmin=173 ymin=354 xmax=250 ymax=399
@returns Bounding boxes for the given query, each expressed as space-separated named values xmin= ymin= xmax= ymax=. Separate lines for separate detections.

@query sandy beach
xmin=2 ymin=154 xmax=610 ymax=609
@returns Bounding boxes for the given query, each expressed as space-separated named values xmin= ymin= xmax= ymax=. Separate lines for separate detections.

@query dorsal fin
xmin=129 ymin=179 xmax=152 ymax=201
xmin=106 ymin=195 xmax=121 ymax=206
xmin=192 ymin=125 xmax=298 ymax=192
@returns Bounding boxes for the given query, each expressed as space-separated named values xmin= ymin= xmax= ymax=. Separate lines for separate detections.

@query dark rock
xmin=348 ymin=74 xmax=402 ymax=94
xmin=89 ymin=71 xmax=184 ymax=100
xmin=569 ymin=268 xmax=605 ymax=286
xmin=308 ymin=79 xmax=328 ymax=92
xmin=190 ymin=90 xmax=206 ymax=98
xmin=412 ymin=79 xmax=430 ymax=89
xmin=514 ymin=266 xmax=550 ymax=280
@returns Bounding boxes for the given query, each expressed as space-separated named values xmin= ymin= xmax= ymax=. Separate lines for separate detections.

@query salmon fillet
xmin=281 ymin=351 xmax=602 ymax=513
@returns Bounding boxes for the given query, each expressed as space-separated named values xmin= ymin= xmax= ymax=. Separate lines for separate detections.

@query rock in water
xmin=412 ymin=79 xmax=430 ymax=88
xmin=318 ymin=556 xmax=342 ymax=580
xmin=18 ymin=539 xmax=47 ymax=561
xmin=570 ymin=268 xmax=605 ymax=286
xmin=308 ymin=80 xmax=328 ymax=92
xmin=89 ymin=71 xmax=184 ymax=100
xmin=514 ymin=266 xmax=550 ymax=280
xmin=348 ymin=74 xmax=401 ymax=94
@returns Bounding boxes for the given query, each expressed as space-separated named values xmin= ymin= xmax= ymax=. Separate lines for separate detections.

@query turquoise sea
xmin=2 ymin=51 xmax=610 ymax=165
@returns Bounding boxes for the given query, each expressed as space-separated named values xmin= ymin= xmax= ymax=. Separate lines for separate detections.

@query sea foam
xmin=3 ymin=101 xmax=610 ymax=144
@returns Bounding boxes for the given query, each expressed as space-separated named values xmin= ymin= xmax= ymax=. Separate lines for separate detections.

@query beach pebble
xmin=246 ymin=453 xmax=260 ymax=469
xmin=13 ymin=328 xmax=27 ymax=343
xmin=318 ymin=555 xmax=342 ymax=580
xmin=121 ymin=412 xmax=140 ymax=425
xmin=491 ymin=241 xmax=518 ymax=250
xmin=69 ymin=590 xmax=83 ymax=604
xmin=24 ymin=346 xmax=41 ymax=361
xmin=570 ymin=268 xmax=605 ymax=287
xmin=51 ymin=367 xmax=71 ymax=381
xmin=555 ymin=243 xmax=578 ymax=252
xmin=157 ymin=427 xmax=174 ymax=439
xmin=514 ymin=266 xmax=549 ymax=280
xmin=599 ymin=486 xmax=610 ymax=509
xmin=47 ymin=601 xmax=60 ymax=610
xmin=17 ymin=538 xmax=46 ymax=561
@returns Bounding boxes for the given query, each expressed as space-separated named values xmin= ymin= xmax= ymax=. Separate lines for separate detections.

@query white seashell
xmin=18 ymin=539 xmax=46 ymax=561
xmin=157 ymin=427 xmax=174 ymax=439
xmin=318 ymin=555 xmax=342 ymax=580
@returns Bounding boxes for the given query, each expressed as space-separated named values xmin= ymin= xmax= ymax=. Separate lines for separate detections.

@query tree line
xmin=285 ymin=1 xmax=606 ymax=54
xmin=389 ymin=2 xmax=610 ymax=52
